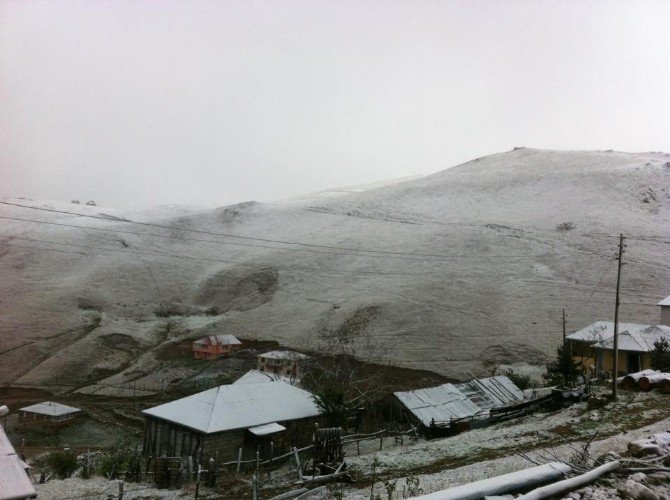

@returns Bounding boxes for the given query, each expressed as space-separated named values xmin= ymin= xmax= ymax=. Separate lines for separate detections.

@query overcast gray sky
xmin=2 ymin=1 xmax=670 ymax=208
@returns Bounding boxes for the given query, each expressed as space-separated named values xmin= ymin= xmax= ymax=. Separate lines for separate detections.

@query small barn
xmin=257 ymin=350 xmax=309 ymax=379
xmin=382 ymin=376 xmax=524 ymax=437
xmin=18 ymin=402 xmax=81 ymax=432
xmin=0 ymin=424 xmax=36 ymax=499
xmin=142 ymin=381 xmax=322 ymax=463
xmin=192 ymin=334 xmax=242 ymax=360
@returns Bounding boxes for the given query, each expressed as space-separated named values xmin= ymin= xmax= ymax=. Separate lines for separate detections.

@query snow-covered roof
xmin=0 ymin=426 xmax=36 ymax=499
xmin=248 ymin=422 xmax=286 ymax=436
xmin=394 ymin=376 xmax=524 ymax=427
xmin=567 ymin=321 xmax=670 ymax=352
xmin=142 ymin=381 xmax=320 ymax=434
xmin=193 ymin=334 xmax=242 ymax=346
xmin=258 ymin=350 xmax=309 ymax=360
xmin=659 ymin=295 xmax=670 ymax=306
xmin=233 ymin=369 xmax=293 ymax=385
xmin=19 ymin=401 xmax=81 ymax=416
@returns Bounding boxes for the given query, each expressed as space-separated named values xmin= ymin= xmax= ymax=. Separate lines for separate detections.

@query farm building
xmin=567 ymin=296 xmax=670 ymax=376
xmin=0 ymin=420 xmax=36 ymax=499
xmin=18 ymin=402 xmax=81 ymax=432
xmin=257 ymin=350 xmax=309 ymax=379
xmin=142 ymin=381 xmax=322 ymax=463
xmin=192 ymin=334 xmax=242 ymax=360
xmin=380 ymin=376 xmax=524 ymax=437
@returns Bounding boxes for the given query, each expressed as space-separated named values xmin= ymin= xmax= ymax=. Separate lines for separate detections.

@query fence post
xmin=117 ymin=480 xmax=124 ymax=500
xmin=357 ymin=440 xmax=360 ymax=456
xmin=379 ymin=435 xmax=383 ymax=450
xmin=293 ymin=447 xmax=303 ymax=482
xmin=209 ymin=457 xmax=215 ymax=487
xmin=195 ymin=465 xmax=201 ymax=499
xmin=255 ymin=448 xmax=260 ymax=477
xmin=236 ymin=448 xmax=242 ymax=476
xmin=252 ymin=474 xmax=259 ymax=500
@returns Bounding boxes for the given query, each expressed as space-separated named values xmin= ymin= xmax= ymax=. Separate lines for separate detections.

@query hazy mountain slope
xmin=1 ymin=148 xmax=669 ymax=388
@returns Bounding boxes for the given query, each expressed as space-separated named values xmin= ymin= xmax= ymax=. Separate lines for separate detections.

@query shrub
xmin=543 ymin=343 xmax=580 ymax=388
xmin=100 ymin=440 xmax=143 ymax=481
xmin=46 ymin=450 xmax=78 ymax=479
xmin=505 ymin=369 xmax=534 ymax=390
xmin=651 ymin=338 xmax=670 ymax=371
xmin=556 ymin=221 xmax=575 ymax=231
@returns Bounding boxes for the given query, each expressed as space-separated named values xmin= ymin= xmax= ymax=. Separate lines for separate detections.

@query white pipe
xmin=517 ymin=460 xmax=620 ymax=500
xmin=412 ymin=462 xmax=571 ymax=500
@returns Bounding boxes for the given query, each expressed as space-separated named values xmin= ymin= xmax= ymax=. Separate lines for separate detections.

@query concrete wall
xmin=661 ymin=306 xmax=670 ymax=327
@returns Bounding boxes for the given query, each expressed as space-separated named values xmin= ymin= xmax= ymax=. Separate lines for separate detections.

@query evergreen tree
xmin=651 ymin=338 xmax=670 ymax=371
xmin=543 ymin=343 xmax=580 ymax=388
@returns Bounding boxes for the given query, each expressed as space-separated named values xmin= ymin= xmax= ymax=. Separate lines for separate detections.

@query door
xmin=627 ymin=352 xmax=641 ymax=374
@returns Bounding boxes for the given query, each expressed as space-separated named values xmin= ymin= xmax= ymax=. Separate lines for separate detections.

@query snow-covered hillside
xmin=1 ymin=148 xmax=669 ymax=388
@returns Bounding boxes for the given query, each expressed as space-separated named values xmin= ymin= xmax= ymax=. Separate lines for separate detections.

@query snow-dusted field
xmin=1 ymin=148 xmax=669 ymax=386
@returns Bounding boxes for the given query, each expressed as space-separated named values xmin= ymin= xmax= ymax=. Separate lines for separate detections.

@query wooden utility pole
xmin=562 ymin=308 xmax=566 ymax=344
xmin=612 ymin=234 xmax=625 ymax=399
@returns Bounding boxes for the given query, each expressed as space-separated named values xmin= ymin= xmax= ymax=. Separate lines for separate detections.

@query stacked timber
xmin=619 ymin=369 xmax=658 ymax=390
xmin=659 ymin=377 xmax=670 ymax=394
xmin=638 ymin=372 xmax=670 ymax=392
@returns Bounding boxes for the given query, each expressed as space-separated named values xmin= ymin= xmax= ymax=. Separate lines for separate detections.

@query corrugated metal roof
xmin=19 ymin=401 xmax=81 ymax=416
xmin=193 ymin=334 xmax=241 ymax=346
xmin=394 ymin=376 xmax=524 ymax=427
xmin=233 ymin=370 xmax=293 ymax=385
xmin=258 ymin=350 xmax=309 ymax=360
xmin=248 ymin=422 xmax=286 ymax=436
xmin=143 ymin=381 xmax=320 ymax=434
xmin=568 ymin=322 xmax=670 ymax=352
xmin=0 ymin=426 xmax=36 ymax=499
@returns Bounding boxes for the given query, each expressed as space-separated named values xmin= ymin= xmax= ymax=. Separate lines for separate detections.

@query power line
xmin=1 ymin=237 xmax=665 ymax=304
xmin=0 ymin=215 xmax=537 ymax=263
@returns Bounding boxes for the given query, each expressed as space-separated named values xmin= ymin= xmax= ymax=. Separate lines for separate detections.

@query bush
xmin=505 ymin=369 xmax=534 ymax=390
xmin=651 ymin=338 xmax=670 ymax=371
xmin=543 ymin=343 xmax=580 ymax=388
xmin=46 ymin=450 xmax=78 ymax=479
xmin=556 ymin=221 xmax=575 ymax=231
xmin=100 ymin=440 xmax=143 ymax=481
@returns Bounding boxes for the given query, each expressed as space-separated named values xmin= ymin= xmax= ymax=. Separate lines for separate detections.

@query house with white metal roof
xmin=233 ymin=369 xmax=293 ymax=385
xmin=257 ymin=350 xmax=309 ymax=380
xmin=566 ymin=295 xmax=670 ymax=376
xmin=192 ymin=334 xmax=242 ymax=360
xmin=0 ymin=419 xmax=36 ymax=499
xmin=18 ymin=402 xmax=81 ymax=432
xmin=142 ymin=381 xmax=322 ymax=462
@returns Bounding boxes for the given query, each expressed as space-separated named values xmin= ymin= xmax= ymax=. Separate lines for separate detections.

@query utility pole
xmin=562 ymin=308 xmax=566 ymax=344
xmin=612 ymin=234 xmax=625 ymax=399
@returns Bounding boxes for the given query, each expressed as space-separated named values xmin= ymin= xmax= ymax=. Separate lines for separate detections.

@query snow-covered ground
xmin=1 ymin=148 xmax=669 ymax=387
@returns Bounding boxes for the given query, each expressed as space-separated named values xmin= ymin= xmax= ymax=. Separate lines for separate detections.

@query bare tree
xmin=301 ymin=305 xmax=389 ymax=427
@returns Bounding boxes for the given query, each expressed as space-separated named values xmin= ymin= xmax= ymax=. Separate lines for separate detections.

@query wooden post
xmin=209 ymin=458 xmax=215 ymax=487
xmin=117 ymin=480 xmax=124 ymax=500
xmin=293 ymin=447 xmax=303 ymax=481
xmin=252 ymin=474 xmax=259 ymax=500
xmin=357 ymin=440 xmax=360 ymax=456
xmin=379 ymin=435 xmax=383 ymax=450
xmin=195 ymin=465 xmax=201 ymax=499
xmin=236 ymin=448 xmax=242 ymax=476
xmin=256 ymin=447 xmax=260 ymax=477
xmin=612 ymin=234 xmax=625 ymax=400
xmin=562 ymin=308 xmax=566 ymax=344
